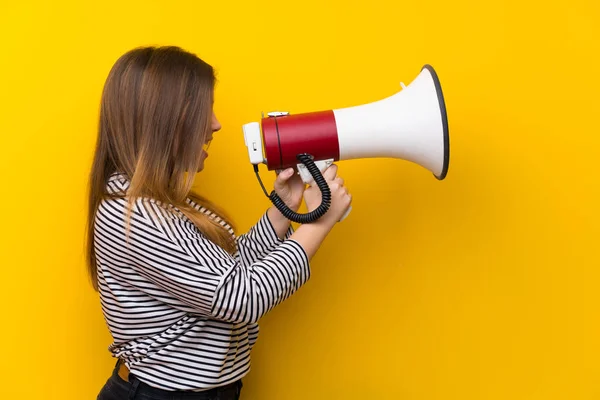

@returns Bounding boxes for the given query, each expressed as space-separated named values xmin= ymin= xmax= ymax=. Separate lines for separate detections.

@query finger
xmin=273 ymin=168 xmax=295 ymax=187
xmin=322 ymin=164 xmax=338 ymax=181
xmin=280 ymin=168 xmax=295 ymax=179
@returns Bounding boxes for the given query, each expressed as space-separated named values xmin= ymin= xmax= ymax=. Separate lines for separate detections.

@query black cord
xmin=253 ymin=154 xmax=331 ymax=224
xmin=253 ymin=164 xmax=270 ymax=197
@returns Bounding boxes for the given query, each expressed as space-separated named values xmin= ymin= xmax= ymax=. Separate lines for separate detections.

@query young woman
xmin=88 ymin=46 xmax=351 ymax=400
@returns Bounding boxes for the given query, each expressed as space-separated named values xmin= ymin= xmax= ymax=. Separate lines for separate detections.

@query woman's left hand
xmin=273 ymin=168 xmax=305 ymax=211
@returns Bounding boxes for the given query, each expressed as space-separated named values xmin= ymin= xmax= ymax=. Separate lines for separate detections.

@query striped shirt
xmin=94 ymin=172 xmax=310 ymax=391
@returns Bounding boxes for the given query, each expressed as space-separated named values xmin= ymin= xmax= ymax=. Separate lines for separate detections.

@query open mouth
xmin=202 ymin=138 xmax=212 ymax=157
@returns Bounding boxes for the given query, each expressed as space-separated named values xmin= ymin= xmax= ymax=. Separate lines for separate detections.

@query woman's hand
xmin=267 ymin=167 xmax=306 ymax=239
xmin=273 ymin=168 xmax=306 ymax=211
xmin=303 ymin=164 xmax=352 ymax=227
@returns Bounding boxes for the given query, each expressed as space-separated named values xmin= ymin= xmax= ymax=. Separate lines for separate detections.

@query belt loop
xmin=128 ymin=376 xmax=140 ymax=400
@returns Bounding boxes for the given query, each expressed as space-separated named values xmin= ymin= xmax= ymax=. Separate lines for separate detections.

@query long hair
xmin=86 ymin=46 xmax=236 ymax=291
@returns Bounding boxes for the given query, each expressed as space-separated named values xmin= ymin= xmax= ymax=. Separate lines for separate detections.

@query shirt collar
xmin=106 ymin=172 xmax=130 ymax=195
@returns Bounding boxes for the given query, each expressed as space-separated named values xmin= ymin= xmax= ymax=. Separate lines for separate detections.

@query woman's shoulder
xmin=98 ymin=172 xmax=234 ymax=236
xmin=98 ymin=172 xmax=178 ymax=226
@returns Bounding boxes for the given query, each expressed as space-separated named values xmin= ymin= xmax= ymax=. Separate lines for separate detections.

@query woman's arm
xmin=234 ymin=168 xmax=304 ymax=265
xmin=233 ymin=209 xmax=294 ymax=269
xmin=95 ymin=195 xmax=333 ymax=323
xmin=266 ymin=205 xmax=295 ymax=241
xmin=111 ymin=198 xmax=333 ymax=324
xmin=97 ymin=164 xmax=350 ymax=325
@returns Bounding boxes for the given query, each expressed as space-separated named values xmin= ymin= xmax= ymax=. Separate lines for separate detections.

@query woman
xmin=88 ymin=46 xmax=351 ymax=400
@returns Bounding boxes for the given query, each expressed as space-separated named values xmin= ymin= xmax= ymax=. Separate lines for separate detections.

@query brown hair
xmin=86 ymin=46 xmax=236 ymax=291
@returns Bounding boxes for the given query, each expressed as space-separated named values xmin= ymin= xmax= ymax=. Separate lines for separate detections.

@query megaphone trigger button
xmin=267 ymin=111 xmax=290 ymax=117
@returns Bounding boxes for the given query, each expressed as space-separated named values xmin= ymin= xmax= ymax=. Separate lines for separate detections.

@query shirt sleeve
xmin=122 ymin=200 xmax=310 ymax=324
xmin=235 ymin=211 xmax=294 ymax=268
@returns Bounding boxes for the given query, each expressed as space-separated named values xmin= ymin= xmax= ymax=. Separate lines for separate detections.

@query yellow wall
xmin=1 ymin=1 xmax=598 ymax=399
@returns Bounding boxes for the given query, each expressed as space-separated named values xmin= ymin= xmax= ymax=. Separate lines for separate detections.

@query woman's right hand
xmin=303 ymin=164 xmax=352 ymax=227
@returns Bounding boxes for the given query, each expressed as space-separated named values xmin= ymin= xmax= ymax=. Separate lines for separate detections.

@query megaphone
xmin=243 ymin=64 xmax=449 ymax=224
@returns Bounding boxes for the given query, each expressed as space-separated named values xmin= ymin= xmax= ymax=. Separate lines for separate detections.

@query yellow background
xmin=1 ymin=0 xmax=598 ymax=399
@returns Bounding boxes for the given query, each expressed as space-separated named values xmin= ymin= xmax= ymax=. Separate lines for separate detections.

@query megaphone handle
xmin=298 ymin=159 xmax=352 ymax=222
xmin=297 ymin=159 xmax=333 ymax=184
xmin=254 ymin=153 xmax=333 ymax=224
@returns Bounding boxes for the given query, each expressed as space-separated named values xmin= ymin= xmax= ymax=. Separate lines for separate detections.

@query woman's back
xmin=95 ymin=172 xmax=260 ymax=390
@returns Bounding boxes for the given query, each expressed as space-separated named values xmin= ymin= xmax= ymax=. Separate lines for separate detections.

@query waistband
xmin=111 ymin=359 xmax=242 ymax=399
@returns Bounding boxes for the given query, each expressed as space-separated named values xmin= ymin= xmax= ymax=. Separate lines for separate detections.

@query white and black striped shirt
xmin=94 ymin=172 xmax=310 ymax=391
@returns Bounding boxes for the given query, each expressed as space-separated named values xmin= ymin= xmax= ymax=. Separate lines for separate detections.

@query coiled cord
xmin=254 ymin=153 xmax=331 ymax=224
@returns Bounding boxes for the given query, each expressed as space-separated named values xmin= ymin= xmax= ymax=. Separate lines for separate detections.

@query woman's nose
xmin=212 ymin=112 xmax=222 ymax=132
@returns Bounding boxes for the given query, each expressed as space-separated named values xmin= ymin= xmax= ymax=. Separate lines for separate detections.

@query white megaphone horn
xmin=243 ymin=64 xmax=449 ymax=224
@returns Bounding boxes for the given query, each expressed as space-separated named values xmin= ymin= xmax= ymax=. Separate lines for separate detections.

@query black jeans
xmin=97 ymin=360 xmax=243 ymax=400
